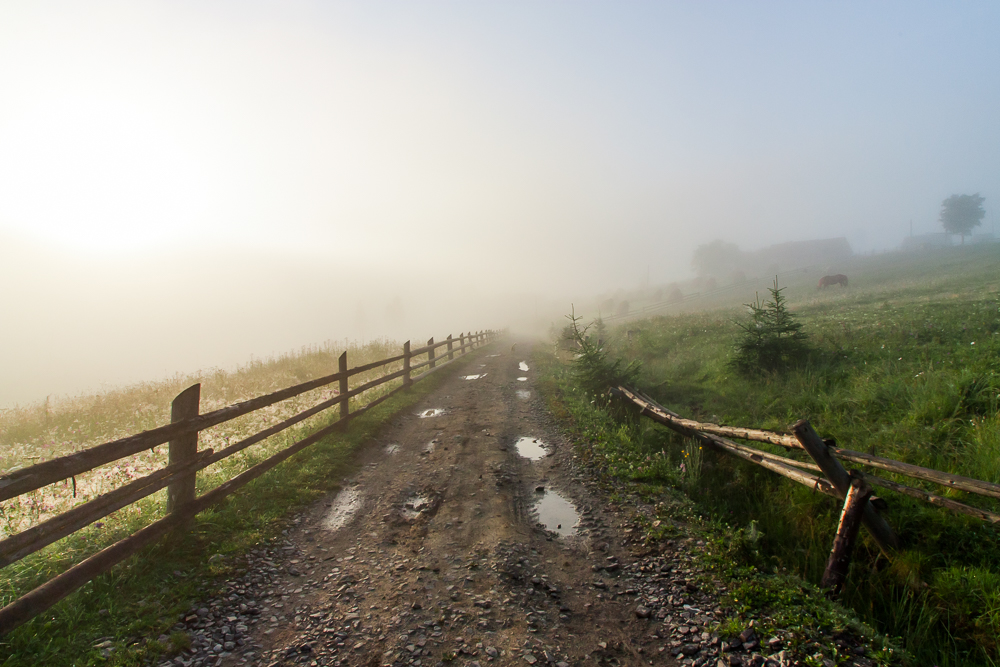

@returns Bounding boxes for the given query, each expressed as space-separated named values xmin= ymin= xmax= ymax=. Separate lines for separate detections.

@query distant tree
xmin=692 ymin=240 xmax=743 ymax=277
xmin=940 ymin=193 xmax=985 ymax=244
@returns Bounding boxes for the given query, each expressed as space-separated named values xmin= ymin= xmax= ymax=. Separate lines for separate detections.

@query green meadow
xmin=540 ymin=244 xmax=1000 ymax=666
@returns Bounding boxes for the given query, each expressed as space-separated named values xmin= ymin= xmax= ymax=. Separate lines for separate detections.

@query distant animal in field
xmin=818 ymin=274 xmax=848 ymax=288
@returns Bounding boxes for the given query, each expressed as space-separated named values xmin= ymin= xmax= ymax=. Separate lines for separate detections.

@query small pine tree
xmin=732 ymin=278 xmax=811 ymax=376
xmin=565 ymin=307 xmax=641 ymax=397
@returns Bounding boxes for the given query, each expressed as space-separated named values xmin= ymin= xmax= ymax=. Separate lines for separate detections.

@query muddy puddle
xmin=515 ymin=436 xmax=549 ymax=460
xmin=487 ymin=354 xmax=502 ymax=357
xmin=323 ymin=486 xmax=362 ymax=531
xmin=423 ymin=439 xmax=437 ymax=454
xmin=516 ymin=389 xmax=531 ymax=400
xmin=417 ymin=408 xmax=446 ymax=418
xmin=384 ymin=443 xmax=400 ymax=455
xmin=532 ymin=489 xmax=580 ymax=537
xmin=517 ymin=377 xmax=528 ymax=382
xmin=519 ymin=361 xmax=529 ymax=371
xmin=462 ymin=374 xmax=487 ymax=380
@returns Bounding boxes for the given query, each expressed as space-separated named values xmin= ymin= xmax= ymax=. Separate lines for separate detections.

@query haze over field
xmin=1 ymin=2 xmax=998 ymax=407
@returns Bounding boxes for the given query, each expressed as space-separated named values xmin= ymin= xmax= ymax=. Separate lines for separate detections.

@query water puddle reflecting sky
xmin=515 ymin=436 xmax=548 ymax=460
xmin=532 ymin=489 xmax=579 ymax=537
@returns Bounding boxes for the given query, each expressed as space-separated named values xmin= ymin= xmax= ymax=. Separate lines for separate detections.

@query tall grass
xmin=543 ymin=244 xmax=1000 ymax=666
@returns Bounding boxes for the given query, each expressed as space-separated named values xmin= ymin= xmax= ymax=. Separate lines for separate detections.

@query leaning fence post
xmin=792 ymin=420 xmax=897 ymax=556
xmin=403 ymin=341 xmax=412 ymax=387
xmin=822 ymin=475 xmax=873 ymax=597
xmin=447 ymin=334 xmax=454 ymax=361
xmin=459 ymin=332 xmax=466 ymax=354
xmin=166 ymin=384 xmax=200 ymax=514
xmin=338 ymin=351 xmax=349 ymax=426
xmin=428 ymin=337 xmax=435 ymax=369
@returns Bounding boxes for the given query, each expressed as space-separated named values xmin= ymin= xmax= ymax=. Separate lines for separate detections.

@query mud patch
xmin=463 ymin=374 xmax=487 ymax=380
xmin=519 ymin=361 xmax=529 ymax=371
xmin=531 ymin=489 xmax=580 ymax=537
xmin=323 ymin=486 xmax=362 ymax=531
xmin=514 ymin=437 xmax=549 ymax=461
xmin=417 ymin=408 xmax=446 ymax=418
xmin=516 ymin=389 xmax=531 ymax=400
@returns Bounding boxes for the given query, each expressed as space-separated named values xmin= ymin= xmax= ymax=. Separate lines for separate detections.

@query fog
xmin=1 ymin=2 xmax=998 ymax=407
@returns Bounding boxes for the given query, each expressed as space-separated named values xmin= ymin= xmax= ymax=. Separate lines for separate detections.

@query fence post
xmin=403 ymin=341 xmax=412 ymax=387
xmin=459 ymin=332 xmax=465 ymax=354
xmin=447 ymin=334 xmax=454 ymax=360
xmin=792 ymin=420 xmax=897 ymax=555
xmin=822 ymin=475 xmax=873 ymax=597
xmin=338 ymin=351 xmax=349 ymax=426
xmin=428 ymin=337 xmax=435 ymax=369
xmin=166 ymin=384 xmax=200 ymax=514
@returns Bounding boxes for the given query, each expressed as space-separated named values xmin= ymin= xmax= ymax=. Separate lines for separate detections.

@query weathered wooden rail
xmin=613 ymin=385 xmax=1000 ymax=594
xmin=0 ymin=329 xmax=499 ymax=634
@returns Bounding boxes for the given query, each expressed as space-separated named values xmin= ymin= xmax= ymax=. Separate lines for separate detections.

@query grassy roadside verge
xmin=0 ymin=350 xmax=480 ymax=667
xmin=534 ymin=244 xmax=1000 ymax=667
xmin=535 ymin=350 xmax=905 ymax=667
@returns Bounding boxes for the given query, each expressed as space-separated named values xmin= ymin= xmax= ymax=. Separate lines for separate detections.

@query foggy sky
xmin=2 ymin=2 xmax=998 ymax=407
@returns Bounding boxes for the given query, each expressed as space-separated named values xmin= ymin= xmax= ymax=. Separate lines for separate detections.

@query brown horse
xmin=819 ymin=274 xmax=848 ymax=288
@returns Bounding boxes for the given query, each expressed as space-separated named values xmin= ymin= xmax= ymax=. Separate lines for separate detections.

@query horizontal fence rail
xmin=613 ymin=385 xmax=1000 ymax=594
xmin=0 ymin=329 xmax=500 ymax=635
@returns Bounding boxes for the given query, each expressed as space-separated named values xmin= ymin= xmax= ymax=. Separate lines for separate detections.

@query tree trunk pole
xmin=822 ymin=476 xmax=873 ymax=597
xmin=403 ymin=341 xmax=412 ymax=388
xmin=166 ymin=384 xmax=200 ymax=514
xmin=792 ymin=420 xmax=897 ymax=556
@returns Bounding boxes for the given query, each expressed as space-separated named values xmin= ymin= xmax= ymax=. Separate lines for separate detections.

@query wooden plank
xmin=0 ymin=450 xmax=214 ymax=569
xmin=0 ymin=370 xmax=347 ymax=501
xmin=822 ymin=477 xmax=873 ymax=596
xmin=344 ymin=353 xmax=405 ymax=377
xmin=865 ymin=474 xmax=1000 ymax=524
xmin=620 ymin=387 xmax=1000 ymax=501
xmin=793 ymin=420 xmax=897 ymax=555
xmin=166 ymin=385 xmax=200 ymax=514
xmin=621 ymin=388 xmax=838 ymax=497
xmin=0 ymin=411 xmax=347 ymax=635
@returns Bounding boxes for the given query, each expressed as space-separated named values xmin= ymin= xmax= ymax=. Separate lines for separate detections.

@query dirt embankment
xmin=153 ymin=340 xmax=876 ymax=667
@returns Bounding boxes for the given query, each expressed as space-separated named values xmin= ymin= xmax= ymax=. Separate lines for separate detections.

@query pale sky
xmin=1 ymin=2 xmax=998 ymax=407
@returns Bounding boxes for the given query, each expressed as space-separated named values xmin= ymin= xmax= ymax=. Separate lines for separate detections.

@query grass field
xmin=0 ymin=337 xmax=477 ymax=666
xmin=539 ymin=244 xmax=1000 ymax=667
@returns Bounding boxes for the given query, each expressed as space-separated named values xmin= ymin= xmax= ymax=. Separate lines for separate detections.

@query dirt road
xmin=164 ymin=340 xmax=767 ymax=667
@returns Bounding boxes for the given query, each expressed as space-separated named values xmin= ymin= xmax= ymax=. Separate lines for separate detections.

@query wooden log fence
xmin=613 ymin=385 xmax=1000 ymax=594
xmin=0 ymin=329 xmax=499 ymax=634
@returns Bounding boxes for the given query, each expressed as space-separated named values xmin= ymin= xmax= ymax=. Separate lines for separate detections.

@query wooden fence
xmin=0 ymin=329 xmax=499 ymax=634
xmin=613 ymin=386 xmax=1000 ymax=595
